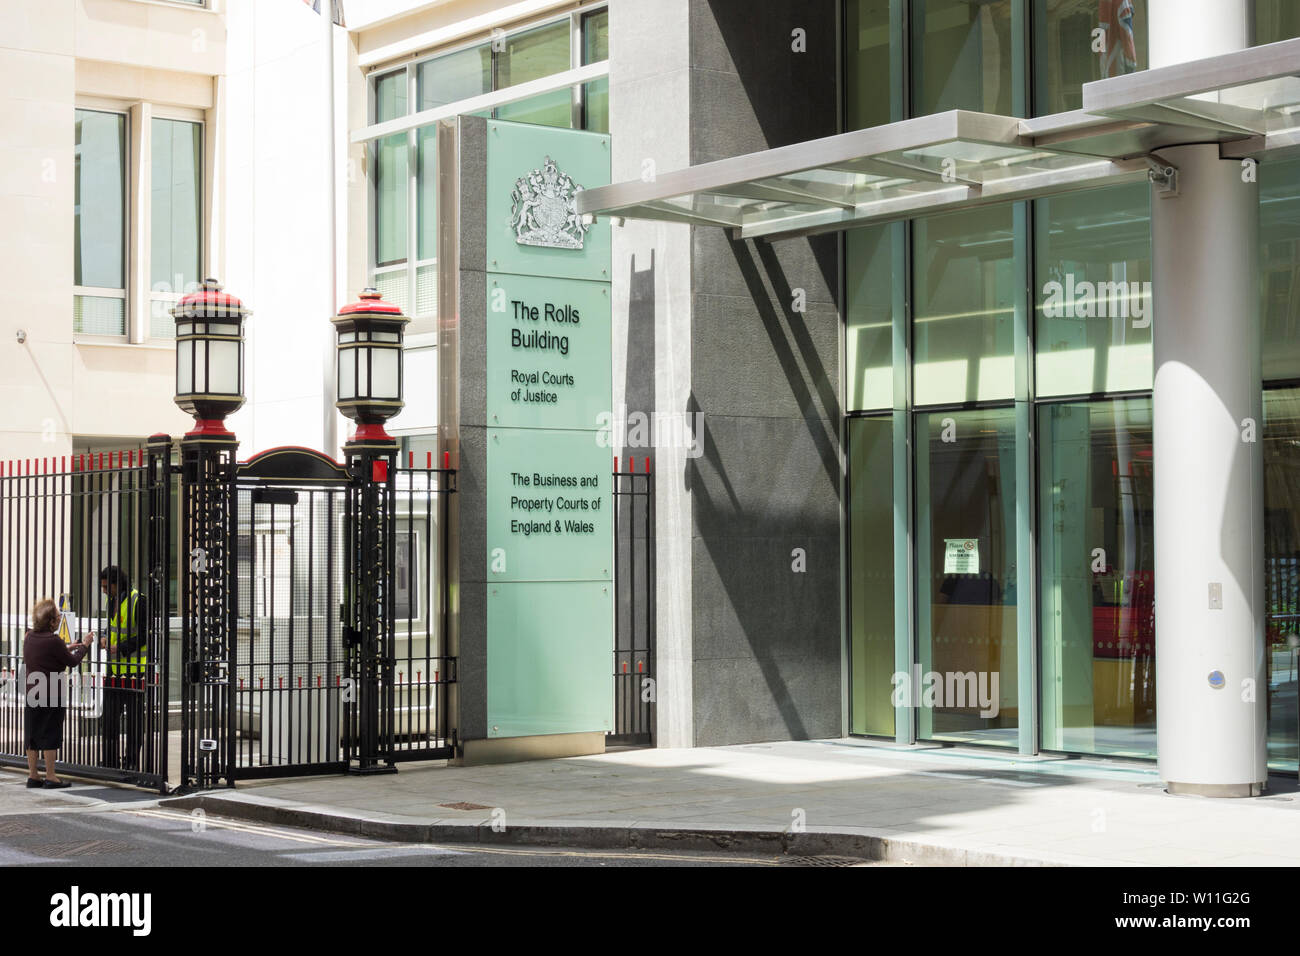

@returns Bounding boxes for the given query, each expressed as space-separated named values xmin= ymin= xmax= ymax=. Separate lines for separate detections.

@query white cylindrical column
xmin=1150 ymin=0 xmax=1266 ymax=796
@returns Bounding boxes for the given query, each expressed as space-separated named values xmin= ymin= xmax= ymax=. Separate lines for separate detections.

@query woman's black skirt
xmin=24 ymin=703 xmax=66 ymax=751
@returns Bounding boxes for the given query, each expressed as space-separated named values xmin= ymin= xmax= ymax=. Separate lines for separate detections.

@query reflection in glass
xmin=913 ymin=204 xmax=1017 ymax=406
xmin=1261 ymin=158 xmax=1300 ymax=382
xmin=151 ymin=119 xmax=202 ymax=292
xmin=374 ymin=72 xmax=408 ymax=269
xmin=1035 ymin=182 xmax=1151 ymax=397
xmin=845 ymin=224 xmax=895 ymax=411
xmin=74 ymin=109 xmax=126 ymax=291
xmin=1035 ymin=0 xmax=1147 ymax=116
xmin=849 ymin=417 xmax=895 ymax=736
xmin=1039 ymin=399 xmax=1154 ymax=757
xmin=845 ymin=0 xmax=895 ymax=130
xmin=496 ymin=21 xmax=572 ymax=128
xmin=582 ymin=9 xmax=609 ymax=133
xmin=417 ymin=45 xmax=491 ymax=110
xmin=916 ymin=408 xmax=1018 ymax=746
xmin=1263 ymin=388 xmax=1300 ymax=772
xmin=911 ymin=0 xmax=1014 ymax=117
xmin=1256 ymin=0 xmax=1300 ymax=45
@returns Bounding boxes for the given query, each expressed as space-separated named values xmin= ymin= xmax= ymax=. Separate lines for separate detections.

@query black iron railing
xmin=611 ymin=456 xmax=654 ymax=745
xmin=0 ymin=447 xmax=170 ymax=792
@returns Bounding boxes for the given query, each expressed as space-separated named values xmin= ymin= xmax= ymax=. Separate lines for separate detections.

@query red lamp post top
xmin=336 ymin=287 xmax=404 ymax=318
xmin=171 ymin=278 xmax=252 ymax=321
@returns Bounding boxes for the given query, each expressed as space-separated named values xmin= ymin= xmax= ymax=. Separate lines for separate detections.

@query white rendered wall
xmin=224 ymin=0 xmax=345 ymax=459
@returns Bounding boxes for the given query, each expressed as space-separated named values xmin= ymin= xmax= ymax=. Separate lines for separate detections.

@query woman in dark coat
xmin=24 ymin=599 xmax=93 ymax=789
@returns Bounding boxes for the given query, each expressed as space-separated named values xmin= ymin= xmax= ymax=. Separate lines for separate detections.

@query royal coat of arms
xmin=510 ymin=156 xmax=590 ymax=250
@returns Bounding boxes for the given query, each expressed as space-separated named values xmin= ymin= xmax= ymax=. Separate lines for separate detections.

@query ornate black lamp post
xmin=173 ymin=278 xmax=250 ymax=437
xmin=333 ymin=289 xmax=407 ymax=773
xmin=171 ymin=278 xmax=248 ymax=790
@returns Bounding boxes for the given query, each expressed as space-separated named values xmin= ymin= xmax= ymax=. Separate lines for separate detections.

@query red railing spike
xmin=298 ymin=676 xmax=302 ymax=688
xmin=443 ymin=451 xmax=449 ymax=469
xmin=645 ymin=457 xmax=650 ymax=473
xmin=622 ymin=661 xmax=628 ymax=673
xmin=317 ymin=676 xmax=322 ymax=687
xmin=408 ymin=451 xmax=414 ymax=468
xmin=97 ymin=452 xmax=103 ymax=470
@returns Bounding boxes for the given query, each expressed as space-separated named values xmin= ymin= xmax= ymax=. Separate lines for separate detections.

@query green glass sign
xmin=487 ymin=581 xmax=613 ymax=738
xmin=485 ymin=120 xmax=611 ymax=282
xmin=486 ymin=274 xmax=612 ymax=430
xmin=483 ymin=120 xmax=613 ymax=739
xmin=486 ymin=427 xmax=612 ymax=582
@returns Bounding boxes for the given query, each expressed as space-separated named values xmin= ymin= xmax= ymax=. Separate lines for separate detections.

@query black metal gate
xmin=0 ymin=442 xmax=171 ymax=792
xmin=179 ymin=445 xmax=457 ymax=786
xmin=232 ymin=448 xmax=350 ymax=778
xmin=611 ymin=456 xmax=654 ymax=745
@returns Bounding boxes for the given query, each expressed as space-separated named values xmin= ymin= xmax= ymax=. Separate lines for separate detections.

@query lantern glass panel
xmin=372 ymin=331 xmax=401 ymax=342
xmin=338 ymin=331 xmax=356 ymax=344
xmin=207 ymin=339 xmax=241 ymax=395
xmin=177 ymin=339 xmax=194 ymax=394
xmin=358 ymin=347 xmax=370 ymax=397
xmin=371 ymin=347 xmax=400 ymax=400
xmin=339 ymin=348 xmax=356 ymax=401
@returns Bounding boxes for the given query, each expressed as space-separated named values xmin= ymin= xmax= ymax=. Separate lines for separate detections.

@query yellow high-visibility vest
xmin=108 ymin=589 xmax=146 ymax=678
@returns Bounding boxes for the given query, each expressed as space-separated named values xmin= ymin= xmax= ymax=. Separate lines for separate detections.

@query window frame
xmin=74 ymin=105 xmax=131 ymax=341
xmin=73 ymin=97 xmax=206 ymax=346
xmin=148 ymin=107 xmax=207 ymax=342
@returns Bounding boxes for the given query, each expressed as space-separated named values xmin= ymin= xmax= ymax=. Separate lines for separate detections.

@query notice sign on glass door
xmin=944 ymin=538 xmax=980 ymax=574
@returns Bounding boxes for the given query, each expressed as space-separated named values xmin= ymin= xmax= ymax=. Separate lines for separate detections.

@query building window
xmin=1261 ymin=158 xmax=1300 ymax=382
xmin=1256 ymin=0 xmax=1300 ymax=45
xmin=368 ymin=6 xmax=609 ymax=329
xmin=1034 ymin=0 xmax=1148 ymax=117
xmin=915 ymin=406 xmax=1019 ymax=747
xmin=150 ymin=118 xmax=203 ymax=338
xmin=911 ymin=0 xmax=1015 ymax=117
xmin=1038 ymin=398 xmax=1154 ymax=758
xmin=74 ymin=105 xmax=204 ymax=341
xmin=912 ymin=203 xmax=1017 ymax=406
xmin=848 ymin=416 xmax=895 ymax=736
xmin=846 ymin=223 xmax=896 ymax=412
xmin=1034 ymin=181 xmax=1151 ymax=398
xmin=845 ymin=0 xmax=896 ymax=130
xmin=1263 ymin=387 xmax=1300 ymax=773
xmin=496 ymin=20 xmax=573 ymax=127
xmin=74 ymin=109 xmax=128 ymax=336
xmin=580 ymin=8 xmax=609 ymax=134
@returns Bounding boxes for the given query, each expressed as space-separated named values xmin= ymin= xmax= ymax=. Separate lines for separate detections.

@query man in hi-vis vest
xmin=88 ymin=566 xmax=146 ymax=771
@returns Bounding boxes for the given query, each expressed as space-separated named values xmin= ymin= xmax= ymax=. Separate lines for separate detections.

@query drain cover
xmin=439 ymin=802 xmax=494 ymax=811
xmin=24 ymin=840 xmax=138 ymax=858
xmin=781 ymin=855 xmax=870 ymax=867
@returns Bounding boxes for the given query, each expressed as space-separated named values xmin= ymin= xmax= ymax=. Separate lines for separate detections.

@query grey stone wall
xmin=686 ymin=0 xmax=842 ymax=745
xmin=447 ymin=115 xmax=489 ymax=742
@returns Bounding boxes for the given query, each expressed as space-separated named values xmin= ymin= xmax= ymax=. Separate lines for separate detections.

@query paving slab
xmin=144 ymin=738 xmax=1300 ymax=865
